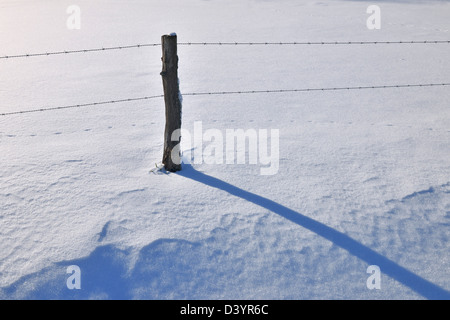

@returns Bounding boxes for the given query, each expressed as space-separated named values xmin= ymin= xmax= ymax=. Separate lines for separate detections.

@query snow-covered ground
xmin=0 ymin=0 xmax=449 ymax=299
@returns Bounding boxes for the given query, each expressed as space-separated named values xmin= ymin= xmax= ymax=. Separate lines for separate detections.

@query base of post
xmin=162 ymin=151 xmax=182 ymax=172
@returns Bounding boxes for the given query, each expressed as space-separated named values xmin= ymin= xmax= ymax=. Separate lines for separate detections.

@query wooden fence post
xmin=161 ymin=34 xmax=182 ymax=172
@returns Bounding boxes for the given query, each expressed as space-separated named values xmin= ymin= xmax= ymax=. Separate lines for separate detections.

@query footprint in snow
xmin=97 ymin=221 xmax=111 ymax=242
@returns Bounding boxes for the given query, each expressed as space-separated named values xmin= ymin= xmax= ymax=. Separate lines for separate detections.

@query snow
xmin=1 ymin=0 xmax=449 ymax=300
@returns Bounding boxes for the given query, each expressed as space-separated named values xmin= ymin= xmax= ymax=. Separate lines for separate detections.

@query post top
xmin=162 ymin=33 xmax=177 ymax=40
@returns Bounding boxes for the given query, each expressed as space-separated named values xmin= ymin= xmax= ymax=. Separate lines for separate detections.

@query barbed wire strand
xmin=1 ymin=83 xmax=449 ymax=117
xmin=182 ymin=83 xmax=450 ymax=97
xmin=0 ymin=43 xmax=161 ymax=60
xmin=179 ymin=40 xmax=450 ymax=46
xmin=0 ymin=95 xmax=164 ymax=116
xmin=1 ymin=40 xmax=449 ymax=60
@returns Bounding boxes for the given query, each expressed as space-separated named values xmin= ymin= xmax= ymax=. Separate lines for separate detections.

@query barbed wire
xmin=0 ymin=43 xmax=161 ymax=60
xmin=178 ymin=40 xmax=450 ymax=46
xmin=1 ymin=40 xmax=449 ymax=60
xmin=0 ymin=95 xmax=164 ymax=116
xmin=1 ymin=83 xmax=449 ymax=117
xmin=182 ymin=83 xmax=450 ymax=97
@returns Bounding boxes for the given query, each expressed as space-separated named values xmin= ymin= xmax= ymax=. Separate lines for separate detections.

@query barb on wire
xmin=1 ymin=40 xmax=449 ymax=60
xmin=1 ymin=83 xmax=449 ymax=117
xmin=0 ymin=95 xmax=164 ymax=116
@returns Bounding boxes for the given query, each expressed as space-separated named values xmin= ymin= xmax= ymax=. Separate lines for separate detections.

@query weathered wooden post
xmin=161 ymin=33 xmax=182 ymax=172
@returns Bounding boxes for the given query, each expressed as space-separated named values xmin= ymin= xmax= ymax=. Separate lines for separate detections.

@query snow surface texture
xmin=1 ymin=0 xmax=449 ymax=299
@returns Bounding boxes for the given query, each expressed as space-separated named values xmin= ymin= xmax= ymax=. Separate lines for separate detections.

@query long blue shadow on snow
xmin=177 ymin=164 xmax=450 ymax=300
